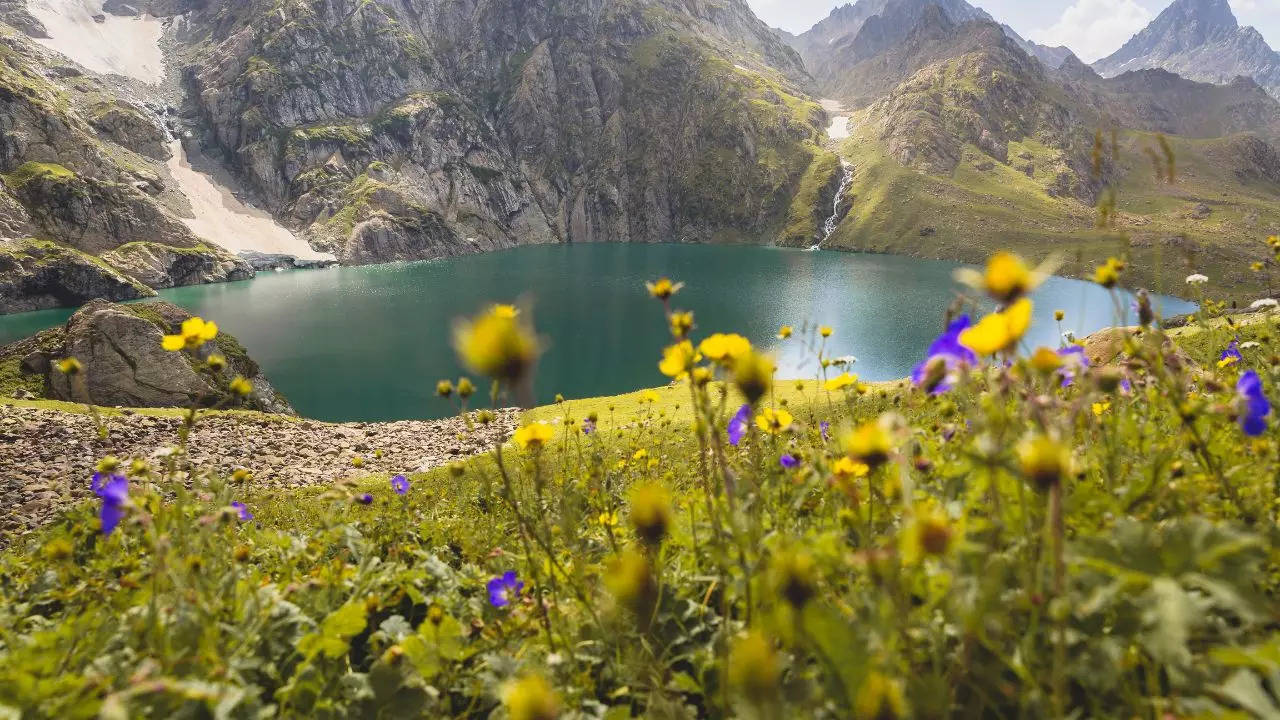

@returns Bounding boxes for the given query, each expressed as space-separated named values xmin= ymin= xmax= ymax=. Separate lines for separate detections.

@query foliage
xmin=5 ymin=251 xmax=1280 ymax=718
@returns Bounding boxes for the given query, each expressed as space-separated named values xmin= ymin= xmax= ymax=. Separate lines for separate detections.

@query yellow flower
xmin=777 ymin=325 xmax=793 ymax=340
xmin=632 ymin=448 xmax=648 ymax=460
xmin=1252 ymin=262 xmax=1265 ymax=272
xmin=770 ymin=548 xmax=817 ymax=608
xmin=503 ymin=674 xmax=560 ymax=720
xmin=825 ymin=372 xmax=858 ymax=391
xmin=1054 ymin=310 xmax=1065 ymax=322
xmin=855 ymin=672 xmax=907 ymax=720
xmin=55 ymin=356 xmax=82 ymax=375
xmin=691 ymin=367 xmax=713 ymax=386
xmin=205 ymin=354 xmax=226 ymax=372
xmin=604 ymin=549 xmax=656 ymax=615
xmin=1093 ymin=257 xmax=1124 ymax=289
xmin=630 ymin=483 xmax=672 ymax=546
xmin=832 ymin=457 xmax=870 ymax=479
xmin=645 ymin=277 xmax=683 ymax=300
xmin=162 ymin=316 xmax=219 ymax=351
xmin=1030 ymin=347 xmax=1062 ymax=373
xmin=641 ymin=389 xmax=661 ymax=403
xmin=755 ymin=407 xmax=793 ymax=434
xmin=453 ymin=306 xmax=539 ymax=381
xmin=658 ymin=340 xmax=696 ymax=378
xmin=1018 ymin=433 xmax=1071 ymax=491
xmin=229 ymin=376 xmax=253 ymax=396
xmin=819 ymin=326 xmax=833 ymax=338
xmin=456 ymin=377 xmax=476 ymax=398
xmin=668 ymin=311 xmax=694 ymax=338
xmin=436 ymin=379 xmax=455 ymax=397
xmin=959 ymin=298 xmax=1033 ymax=356
xmin=901 ymin=500 xmax=957 ymax=564
xmin=597 ymin=510 xmax=618 ymax=527
xmin=970 ymin=251 xmax=1045 ymax=302
xmin=699 ymin=333 xmax=751 ymax=363
xmin=733 ymin=351 xmax=774 ymax=405
xmin=729 ymin=631 xmax=780 ymax=703
xmin=845 ymin=420 xmax=892 ymax=468
xmin=1092 ymin=401 xmax=1111 ymax=417
xmin=491 ymin=304 xmax=519 ymax=319
xmin=514 ymin=422 xmax=555 ymax=451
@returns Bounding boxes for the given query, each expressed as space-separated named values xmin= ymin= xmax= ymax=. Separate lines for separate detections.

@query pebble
xmin=0 ymin=405 xmax=518 ymax=536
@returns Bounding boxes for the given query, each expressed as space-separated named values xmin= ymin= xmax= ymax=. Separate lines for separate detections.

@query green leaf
xmin=297 ymin=602 xmax=368 ymax=660
xmin=1215 ymin=670 xmax=1280 ymax=720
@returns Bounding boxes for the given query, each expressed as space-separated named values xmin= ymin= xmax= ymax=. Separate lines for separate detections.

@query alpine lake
xmin=0 ymin=244 xmax=1197 ymax=422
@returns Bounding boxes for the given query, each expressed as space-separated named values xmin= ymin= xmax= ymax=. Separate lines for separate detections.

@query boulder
xmin=27 ymin=299 xmax=293 ymax=413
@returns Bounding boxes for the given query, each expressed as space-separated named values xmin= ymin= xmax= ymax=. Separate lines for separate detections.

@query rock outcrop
xmin=100 ymin=242 xmax=253 ymax=289
xmin=12 ymin=299 xmax=292 ymax=413
xmin=0 ymin=238 xmax=154 ymax=314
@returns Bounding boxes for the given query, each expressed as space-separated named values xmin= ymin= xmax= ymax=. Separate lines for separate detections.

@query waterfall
xmin=815 ymin=160 xmax=854 ymax=249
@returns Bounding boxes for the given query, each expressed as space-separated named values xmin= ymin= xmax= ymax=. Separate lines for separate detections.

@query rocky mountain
xmin=1094 ymin=0 xmax=1280 ymax=99
xmin=0 ymin=24 xmax=255 ymax=313
xmin=0 ymin=0 xmax=828 ymax=311
xmin=159 ymin=0 xmax=822 ymax=265
xmin=805 ymin=7 xmax=1280 ymax=298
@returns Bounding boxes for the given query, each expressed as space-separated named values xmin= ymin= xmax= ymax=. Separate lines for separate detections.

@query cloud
xmin=1030 ymin=0 xmax=1153 ymax=63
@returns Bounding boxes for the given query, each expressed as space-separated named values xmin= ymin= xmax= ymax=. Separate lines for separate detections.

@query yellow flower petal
xmin=161 ymin=335 xmax=186 ymax=351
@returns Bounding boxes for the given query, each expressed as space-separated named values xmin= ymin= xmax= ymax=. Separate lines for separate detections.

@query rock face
xmin=0 ymin=28 xmax=256 ymax=311
xmin=100 ymin=242 xmax=253 ymax=289
xmin=21 ymin=299 xmax=292 ymax=413
xmin=1093 ymin=0 xmax=1280 ymax=99
xmin=170 ymin=0 xmax=822 ymax=265
xmin=0 ymin=238 xmax=154 ymax=314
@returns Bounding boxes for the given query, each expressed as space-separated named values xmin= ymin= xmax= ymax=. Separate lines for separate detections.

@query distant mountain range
xmin=1094 ymin=0 xmax=1280 ymax=99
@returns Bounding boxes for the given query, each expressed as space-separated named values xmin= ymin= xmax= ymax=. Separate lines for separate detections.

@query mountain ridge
xmin=1094 ymin=0 xmax=1280 ymax=99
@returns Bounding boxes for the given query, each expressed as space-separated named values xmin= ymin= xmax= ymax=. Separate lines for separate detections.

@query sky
xmin=749 ymin=0 xmax=1280 ymax=63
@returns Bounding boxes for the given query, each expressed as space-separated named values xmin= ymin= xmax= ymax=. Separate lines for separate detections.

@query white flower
xmin=832 ymin=355 xmax=859 ymax=366
xmin=1185 ymin=274 xmax=1209 ymax=285
xmin=1250 ymin=298 xmax=1278 ymax=310
xmin=1242 ymin=341 xmax=1262 ymax=350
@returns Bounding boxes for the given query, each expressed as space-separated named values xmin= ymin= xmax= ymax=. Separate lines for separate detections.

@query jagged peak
xmin=1162 ymin=0 xmax=1239 ymax=32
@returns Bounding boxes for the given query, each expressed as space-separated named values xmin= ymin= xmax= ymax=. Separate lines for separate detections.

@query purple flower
xmin=1057 ymin=345 xmax=1091 ymax=388
xmin=820 ymin=421 xmax=830 ymax=442
xmin=92 ymin=473 xmax=128 ymax=536
xmin=1220 ymin=340 xmax=1243 ymax=368
xmin=582 ymin=418 xmax=596 ymax=435
xmin=487 ymin=570 xmax=523 ymax=608
xmin=357 ymin=493 xmax=374 ymax=505
xmin=1237 ymin=370 xmax=1271 ymax=436
xmin=779 ymin=454 xmax=799 ymax=469
xmin=912 ymin=316 xmax=977 ymax=395
xmin=391 ymin=474 xmax=410 ymax=495
xmin=728 ymin=404 xmax=751 ymax=446
xmin=230 ymin=501 xmax=253 ymax=522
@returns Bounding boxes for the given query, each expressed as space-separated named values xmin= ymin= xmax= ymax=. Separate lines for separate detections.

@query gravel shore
xmin=0 ymin=403 xmax=518 ymax=535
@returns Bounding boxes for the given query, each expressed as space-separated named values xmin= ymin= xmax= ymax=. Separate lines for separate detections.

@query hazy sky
xmin=749 ymin=0 xmax=1280 ymax=63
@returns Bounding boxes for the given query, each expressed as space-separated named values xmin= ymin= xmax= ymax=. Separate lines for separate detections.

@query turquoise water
xmin=0 ymin=244 xmax=1196 ymax=422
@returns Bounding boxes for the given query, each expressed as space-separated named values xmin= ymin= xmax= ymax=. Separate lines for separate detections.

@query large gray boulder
xmin=27 ymin=299 xmax=293 ymax=413
xmin=0 ymin=238 xmax=155 ymax=315
xmin=48 ymin=300 xmax=210 ymax=407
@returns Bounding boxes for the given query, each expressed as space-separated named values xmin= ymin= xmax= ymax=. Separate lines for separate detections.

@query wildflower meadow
xmin=4 ymin=248 xmax=1280 ymax=719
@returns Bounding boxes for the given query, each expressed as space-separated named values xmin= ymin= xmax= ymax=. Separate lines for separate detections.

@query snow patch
xmin=167 ymin=141 xmax=335 ymax=263
xmin=27 ymin=0 xmax=166 ymax=84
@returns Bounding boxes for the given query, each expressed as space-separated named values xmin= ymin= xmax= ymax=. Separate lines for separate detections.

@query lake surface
xmin=0 ymin=244 xmax=1196 ymax=422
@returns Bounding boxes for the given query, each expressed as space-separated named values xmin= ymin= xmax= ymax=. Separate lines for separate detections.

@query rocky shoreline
xmin=0 ymin=403 xmax=518 ymax=535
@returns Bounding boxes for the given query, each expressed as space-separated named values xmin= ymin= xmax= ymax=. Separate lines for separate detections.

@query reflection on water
xmin=0 ymin=245 xmax=1197 ymax=422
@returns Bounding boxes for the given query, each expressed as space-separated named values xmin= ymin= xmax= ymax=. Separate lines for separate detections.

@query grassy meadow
xmin=3 ymin=249 xmax=1280 ymax=719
